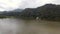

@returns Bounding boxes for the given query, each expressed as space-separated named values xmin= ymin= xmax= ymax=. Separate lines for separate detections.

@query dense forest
xmin=0 ymin=4 xmax=60 ymax=21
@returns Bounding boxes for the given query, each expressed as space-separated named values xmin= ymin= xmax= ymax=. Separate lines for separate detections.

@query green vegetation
xmin=0 ymin=4 xmax=60 ymax=21
xmin=20 ymin=4 xmax=60 ymax=21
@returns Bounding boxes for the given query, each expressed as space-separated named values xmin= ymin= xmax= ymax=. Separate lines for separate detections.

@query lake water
xmin=0 ymin=18 xmax=60 ymax=34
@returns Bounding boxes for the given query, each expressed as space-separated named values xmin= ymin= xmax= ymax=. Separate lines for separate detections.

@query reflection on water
xmin=0 ymin=18 xmax=60 ymax=34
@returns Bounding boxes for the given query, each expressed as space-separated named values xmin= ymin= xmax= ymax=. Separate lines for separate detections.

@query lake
xmin=0 ymin=18 xmax=60 ymax=34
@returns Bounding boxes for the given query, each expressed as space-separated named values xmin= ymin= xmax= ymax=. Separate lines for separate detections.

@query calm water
xmin=0 ymin=18 xmax=60 ymax=34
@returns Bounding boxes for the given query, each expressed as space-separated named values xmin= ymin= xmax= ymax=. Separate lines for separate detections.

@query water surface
xmin=0 ymin=18 xmax=60 ymax=34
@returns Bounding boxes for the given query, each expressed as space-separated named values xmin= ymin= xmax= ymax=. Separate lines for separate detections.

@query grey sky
xmin=0 ymin=0 xmax=60 ymax=11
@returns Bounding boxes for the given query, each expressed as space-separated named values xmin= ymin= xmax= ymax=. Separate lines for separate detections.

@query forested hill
xmin=0 ymin=4 xmax=60 ymax=20
xmin=20 ymin=4 xmax=60 ymax=20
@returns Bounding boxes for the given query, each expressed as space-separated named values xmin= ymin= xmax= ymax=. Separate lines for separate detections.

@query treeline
xmin=0 ymin=4 xmax=60 ymax=20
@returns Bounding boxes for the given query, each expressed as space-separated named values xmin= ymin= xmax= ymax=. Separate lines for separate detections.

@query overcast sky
xmin=0 ymin=0 xmax=60 ymax=11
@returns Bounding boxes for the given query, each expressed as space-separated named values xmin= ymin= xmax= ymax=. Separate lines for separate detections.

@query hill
xmin=20 ymin=4 xmax=60 ymax=20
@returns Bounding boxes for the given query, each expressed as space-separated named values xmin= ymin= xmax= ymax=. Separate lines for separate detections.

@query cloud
xmin=0 ymin=0 xmax=21 ymax=11
xmin=51 ymin=0 xmax=60 ymax=4
xmin=0 ymin=0 xmax=60 ymax=11
xmin=19 ymin=0 xmax=54 ymax=8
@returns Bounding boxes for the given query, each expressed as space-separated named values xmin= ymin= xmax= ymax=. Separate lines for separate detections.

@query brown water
xmin=0 ymin=18 xmax=60 ymax=34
